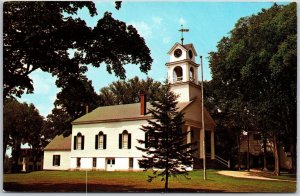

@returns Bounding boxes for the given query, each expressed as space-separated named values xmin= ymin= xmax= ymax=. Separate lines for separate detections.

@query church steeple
xmin=166 ymin=42 xmax=202 ymax=102
xmin=166 ymin=42 xmax=198 ymax=84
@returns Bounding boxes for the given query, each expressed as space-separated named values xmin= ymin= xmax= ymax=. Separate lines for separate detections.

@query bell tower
xmin=166 ymin=42 xmax=202 ymax=102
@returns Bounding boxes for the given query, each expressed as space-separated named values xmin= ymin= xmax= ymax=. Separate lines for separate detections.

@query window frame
xmin=119 ymin=130 xmax=131 ymax=149
xmin=77 ymin=157 xmax=81 ymax=168
xmin=53 ymin=155 xmax=60 ymax=166
xmin=92 ymin=157 xmax=97 ymax=168
xmin=123 ymin=131 xmax=129 ymax=149
xmin=129 ymin=158 xmax=134 ymax=169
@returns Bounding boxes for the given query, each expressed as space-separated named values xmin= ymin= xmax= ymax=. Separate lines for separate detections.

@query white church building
xmin=43 ymin=42 xmax=216 ymax=171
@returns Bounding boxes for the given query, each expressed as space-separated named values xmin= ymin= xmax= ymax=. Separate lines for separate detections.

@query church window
xmin=189 ymin=50 xmax=193 ymax=59
xmin=123 ymin=131 xmax=128 ymax=148
xmin=189 ymin=67 xmax=195 ymax=82
xmin=95 ymin=131 xmax=106 ymax=149
xmin=53 ymin=155 xmax=60 ymax=166
xmin=173 ymin=66 xmax=183 ymax=82
xmin=119 ymin=130 xmax=131 ymax=149
xmin=74 ymin=133 xmax=84 ymax=150
xmin=129 ymin=158 xmax=133 ymax=168
xmin=93 ymin=158 xmax=97 ymax=168
xmin=174 ymin=48 xmax=182 ymax=58
xmin=77 ymin=158 xmax=81 ymax=168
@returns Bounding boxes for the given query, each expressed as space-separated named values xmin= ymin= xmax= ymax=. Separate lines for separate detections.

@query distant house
xmin=43 ymin=42 xmax=217 ymax=171
xmin=17 ymin=148 xmax=43 ymax=172
xmin=238 ymin=131 xmax=292 ymax=170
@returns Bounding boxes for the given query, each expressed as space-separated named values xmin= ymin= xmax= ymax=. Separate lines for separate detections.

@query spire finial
xmin=179 ymin=25 xmax=189 ymax=45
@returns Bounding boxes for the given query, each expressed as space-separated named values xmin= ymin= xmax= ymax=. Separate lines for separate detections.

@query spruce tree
xmin=137 ymin=83 xmax=195 ymax=192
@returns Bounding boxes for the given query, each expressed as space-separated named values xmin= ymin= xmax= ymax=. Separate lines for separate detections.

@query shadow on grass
xmin=3 ymin=182 xmax=225 ymax=193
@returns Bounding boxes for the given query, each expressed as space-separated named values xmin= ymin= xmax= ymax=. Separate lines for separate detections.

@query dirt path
xmin=217 ymin=170 xmax=296 ymax=182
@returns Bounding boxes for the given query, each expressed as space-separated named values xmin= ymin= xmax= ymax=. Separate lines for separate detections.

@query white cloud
xmin=179 ymin=17 xmax=187 ymax=25
xmin=163 ymin=36 xmax=171 ymax=44
xmin=152 ymin=16 xmax=162 ymax=25
xmin=129 ymin=21 xmax=152 ymax=39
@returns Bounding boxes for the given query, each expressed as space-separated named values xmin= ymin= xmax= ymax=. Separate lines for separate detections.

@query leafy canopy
xmin=4 ymin=1 xmax=152 ymax=99
xmin=207 ymin=3 xmax=296 ymax=173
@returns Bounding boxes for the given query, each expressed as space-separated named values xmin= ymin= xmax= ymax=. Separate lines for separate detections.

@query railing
xmin=207 ymin=153 xmax=230 ymax=168
xmin=176 ymin=76 xmax=183 ymax=82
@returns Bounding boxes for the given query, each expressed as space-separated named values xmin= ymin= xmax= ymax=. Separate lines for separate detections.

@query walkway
xmin=217 ymin=170 xmax=296 ymax=182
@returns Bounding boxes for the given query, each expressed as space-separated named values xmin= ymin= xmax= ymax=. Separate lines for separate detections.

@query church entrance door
xmin=106 ymin=158 xmax=115 ymax=171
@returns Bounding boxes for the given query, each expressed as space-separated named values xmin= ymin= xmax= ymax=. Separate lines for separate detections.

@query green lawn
xmin=3 ymin=169 xmax=296 ymax=192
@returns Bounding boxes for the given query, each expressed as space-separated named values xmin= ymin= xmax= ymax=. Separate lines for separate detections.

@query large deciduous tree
xmin=208 ymin=3 xmax=296 ymax=175
xmin=137 ymin=83 xmax=195 ymax=192
xmin=99 ymin=76 xmax=162 ymax=106
xmin=4 ymin=1 xmax=152 ymax=99
xmin=4 ymin=99 xmax=44 ymax=173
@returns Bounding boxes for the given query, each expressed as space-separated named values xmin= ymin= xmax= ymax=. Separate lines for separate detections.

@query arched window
xmin=74 ymin=132 xmax=84 ymax=150
xmin=123 ymin=130 xmax=128 ymax=149
xmin=95 ymin=131 xmax=107 ymax=149
xmin=189 ymin=67 xmax=194 ymax=82
xmin=173 ymin=66 xmax=183 ymax=82
xmin=119 ymin=130 xmax=131 ymax=149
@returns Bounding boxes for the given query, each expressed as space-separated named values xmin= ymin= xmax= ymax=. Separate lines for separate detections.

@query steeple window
xmin=189 ymin=67 xmax=195 ymax=82
xmin=173 ymin=66 xmax=183 ymax=82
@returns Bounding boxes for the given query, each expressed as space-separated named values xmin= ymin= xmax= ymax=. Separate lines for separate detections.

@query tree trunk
xmin=237 ymin=135 xmax=241 ymax=170
xmin=3 ymin=131 xmax=9 ymax=163
xmin=290 ymin=142 xmax=296 ymax=174
xmin=263 ymin=135 xmax=268 ymax=171
xmin=164 ymin=169 xmax=169 ymax=193
xmin=164 ymin=125 xmax=169 ymax=193
xmin=273 ymin=132 xmax=280 ymax=176
xmin=247 ymin=132 xmax=250 ymax=171
xmin=11 ymin=141 xmax=21 ymax=173
xmin=288 ymin=124 xmax=296 ymax=174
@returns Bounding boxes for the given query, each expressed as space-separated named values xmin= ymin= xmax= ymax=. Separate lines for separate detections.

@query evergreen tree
xmin=137 ymin=83 xmax=195 ymax=192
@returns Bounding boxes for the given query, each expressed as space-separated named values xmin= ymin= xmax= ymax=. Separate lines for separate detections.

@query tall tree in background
xmin=43 ymin=76 xmax=162 ymax=138
xmin=137 ymin=83 xmax=195 ymax=192
xmin=4 ymin=1 xmax=152 ymax=99
xmin=99 ymin=77 xmax=162 ymax=106
xmin=52 ymin=75 xmax=100 ymax=136
xmin=208 ymin=3 xmax=296 ymax=175
xmin=4 ymin=99 xmax=44 ymax=172
xmin=42 ymin=107 xmax=73 ymax=139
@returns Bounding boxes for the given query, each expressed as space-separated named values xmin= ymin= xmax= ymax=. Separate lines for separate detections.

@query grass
xmin=3 ymin=169 xmax=296 ymax=193
xmin=249 ymin=171 xmax=297 ymax=181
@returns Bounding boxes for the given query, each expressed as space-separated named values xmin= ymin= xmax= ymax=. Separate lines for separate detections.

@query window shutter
xmin=95 ymin=135 xmax=98 ymax=149
xmin=119 ymin=134 xmax=122 ymax=149
xmin=58 ymin=155 xmax=60 ymax=166
xmin=81 ymin=136 xmax=85 ymax=150
xmin=103 ymin=135 xmax=107 ymax=149
xmin=128 ymin=134 xmax=131 ymax=149
xmin=74 ymin=136 xmax=77 ymax=150
xmin=52 ymin=155 xmax=55 ymax=166
xmin=145 ymin=132 xmax=149 ymax=148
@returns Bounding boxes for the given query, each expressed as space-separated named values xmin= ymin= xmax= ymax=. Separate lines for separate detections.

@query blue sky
xmin=18 ymin=1 xmax=285 ymax=118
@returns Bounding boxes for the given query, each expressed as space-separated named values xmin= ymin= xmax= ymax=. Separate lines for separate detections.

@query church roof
xmin=72 ymin=101 xmax=193 ymax=125
xmin=182 ymin=44 xmax=198 ymax=56
xmin=44 ymin=135 xmax=71 ymax=151
xmin=167 ymin=42 xmax=198 ymax=56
